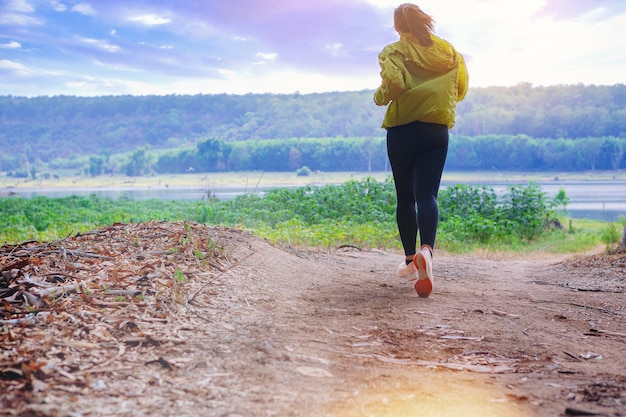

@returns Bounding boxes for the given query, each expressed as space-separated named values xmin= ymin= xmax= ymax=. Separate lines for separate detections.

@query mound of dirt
xmin=1 ymin=222 xmax=624 ymax=417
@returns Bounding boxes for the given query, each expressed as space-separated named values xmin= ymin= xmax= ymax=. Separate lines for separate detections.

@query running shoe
xmin=397 ymin=259 xmax=417 ymax=280
xmin=413 ymin=248 xmax=433 ymax=298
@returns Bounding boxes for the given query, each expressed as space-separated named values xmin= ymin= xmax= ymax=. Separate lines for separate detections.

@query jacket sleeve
xmin=456 ymin=53 xmax=469 ymax=102
xmin=374 ymin=49 xmax=406 ymax=106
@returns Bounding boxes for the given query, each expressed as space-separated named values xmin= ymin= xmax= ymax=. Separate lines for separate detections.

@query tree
xmin=88 ymin=155 xmax=105 ymax=176
xmin=578 ymin=137 xmax=603 ymax=170
xmin=124 ymin=147 xmax=150 ymax=177
xmin=288 ymin=147 xmax=302 ymax=170
xmin=197 ymin=137 xmax=231 ymax=172
xmin=599 ymin=137 xmax=625 ymax=170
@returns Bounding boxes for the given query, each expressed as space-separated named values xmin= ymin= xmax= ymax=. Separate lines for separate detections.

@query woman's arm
xmin=456 ymin=53 xmax=469 ymax=102
xmin=374 ymin=49 xmax=406 ymax=106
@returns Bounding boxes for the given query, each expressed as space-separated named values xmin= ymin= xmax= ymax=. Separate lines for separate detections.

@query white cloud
xmin=49 ymin=1 xmax=68 ymax=12
xmin=79 ymin=37 xmax=120 ymax=53
xmin=96 ymin=77 xmax=184 ymax=95
xmin=325 ymin=43 xmax=344 ymax=57
xmin=72 ymin=3 xmax=96 ymax=16
xmin=0 ymin=40 xmax=22 ymax=49
xmin=169 ymin=69 xmax=380 ymax=96
xmin=61 ymin=75 xmax=160 ymax=95
xmin=0 ymin=59 xmax=33 ymax=76
xmin=0 ymin=13 xmax=42 ymax=25
xmin=128 ymin=14 xmax=171 ymax=26
xmin=92 ymin=59 xmax=139 ymax=72
xmin=5 ymin=0 xmax=35 ymax=13
xmin=256 ymin=52 xmax=277 ymax=61
xmin=0 ymin=0 xmax=41 ymax=25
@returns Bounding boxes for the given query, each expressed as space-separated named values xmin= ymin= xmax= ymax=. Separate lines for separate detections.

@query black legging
xmin=386 ymin=120 xmax=448 ymax=257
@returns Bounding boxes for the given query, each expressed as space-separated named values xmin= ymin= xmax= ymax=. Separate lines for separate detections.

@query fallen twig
xmin=586 ymin=328 xmax=626 ymax=338
xmin=0 ymin=316 xmax=36 ymax=326
xmin=491 ymin=309 xmax=521 ymax=318
xmin=40 ymin=249 xmax=115 ymax=260
xmin=101 ymin=289 xmax=143 ymax=297
xmin=562 ymin=351 xmax=583 ymax=361
xmin=564 ymin=407 xmax=608 ymax=416
xmin=37 ymin=284 xmax=79 ymax=298
xmin=562 ymin=283 xmax=620 ymax=293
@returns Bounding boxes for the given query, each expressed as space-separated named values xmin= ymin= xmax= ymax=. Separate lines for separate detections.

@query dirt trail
xmin=1 ymin=224 xmax=624 ymax=417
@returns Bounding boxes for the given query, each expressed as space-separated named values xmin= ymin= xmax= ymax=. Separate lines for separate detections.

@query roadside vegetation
xmin=1 ymin=178 xmax=622 ymax=254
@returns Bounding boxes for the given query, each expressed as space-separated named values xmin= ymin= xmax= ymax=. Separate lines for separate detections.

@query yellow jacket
xmin=374 ymin=33 xmax=468 ymax=129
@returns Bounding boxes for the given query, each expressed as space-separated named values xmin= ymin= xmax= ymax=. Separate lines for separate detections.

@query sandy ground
xmin=1 ymin=223 xmax=625 ymax=417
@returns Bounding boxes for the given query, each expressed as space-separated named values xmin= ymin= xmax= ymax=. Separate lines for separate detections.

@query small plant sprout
xmin=207 ymin=237 xmax=217 ymax=253
xmin=175 ymin=269 xmax=187 ymax=283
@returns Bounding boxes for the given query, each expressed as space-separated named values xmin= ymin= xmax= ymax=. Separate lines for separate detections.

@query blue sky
xmin=1 ymin=0 xmax=625 ymax=97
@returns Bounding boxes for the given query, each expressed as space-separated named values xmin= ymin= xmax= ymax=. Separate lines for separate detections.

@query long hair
xmin=394 ymin=3 xmax=434 ymax=46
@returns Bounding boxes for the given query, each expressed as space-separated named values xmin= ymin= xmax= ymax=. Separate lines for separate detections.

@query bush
xmin=296 ymin=166 xmax=312 ymax=176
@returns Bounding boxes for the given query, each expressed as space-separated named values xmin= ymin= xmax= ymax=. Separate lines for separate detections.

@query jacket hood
xmin=397 ymin=33 xmax=458 ymax=74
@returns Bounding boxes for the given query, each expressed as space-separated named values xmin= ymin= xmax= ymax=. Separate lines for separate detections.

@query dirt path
xmin=1 ymin=224 xmax=624 ymax=417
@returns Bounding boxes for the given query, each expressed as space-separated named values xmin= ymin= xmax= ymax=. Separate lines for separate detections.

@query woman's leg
xmin=387 ymin=128 xmax=418 ymax=258
xmin=387 ymin=121 xmax=448 ymax=256
xmin=413 ymin=129 xmax=448 ymax=249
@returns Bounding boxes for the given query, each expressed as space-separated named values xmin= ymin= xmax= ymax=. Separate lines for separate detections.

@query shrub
xmin=296 ymin=166 xmax=312 ymax=176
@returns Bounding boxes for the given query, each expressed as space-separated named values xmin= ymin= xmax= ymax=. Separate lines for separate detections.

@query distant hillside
xmin=0 ymin=83 xmax=624 ymax=166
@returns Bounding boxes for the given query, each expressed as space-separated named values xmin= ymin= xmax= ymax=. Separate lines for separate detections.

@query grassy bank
xmin=1 ymin=178 xmax=621 ymax=255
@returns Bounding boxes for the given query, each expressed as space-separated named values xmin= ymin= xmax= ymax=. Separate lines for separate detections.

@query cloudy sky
xmin=1 ymin=0 xmax=625 ymax=97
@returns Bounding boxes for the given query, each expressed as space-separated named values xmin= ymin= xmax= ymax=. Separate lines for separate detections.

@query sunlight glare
xmin=330 ymin=371 xmax=533 ymax=417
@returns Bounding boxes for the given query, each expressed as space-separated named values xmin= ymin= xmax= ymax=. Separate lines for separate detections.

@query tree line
xmin=60 ymin=135 xmax=623 ymax=178
xmin=0 ymin=83 xmax=624 ymax=174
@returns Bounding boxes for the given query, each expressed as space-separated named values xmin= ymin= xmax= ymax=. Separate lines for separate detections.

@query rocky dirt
xmin=1 ymin=221 xmax=624 ymax=417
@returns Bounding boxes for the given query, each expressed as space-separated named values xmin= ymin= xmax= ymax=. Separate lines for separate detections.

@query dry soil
xmin=1 ymin=222 xmax=624 ymax=417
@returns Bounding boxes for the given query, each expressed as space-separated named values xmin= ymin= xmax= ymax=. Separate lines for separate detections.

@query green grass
xmin=0 ymin=178 xmax=617 ymax=255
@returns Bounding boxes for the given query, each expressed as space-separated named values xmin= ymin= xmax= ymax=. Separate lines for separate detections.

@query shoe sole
xmin=413 ymin=252 xmax=433 ymax=298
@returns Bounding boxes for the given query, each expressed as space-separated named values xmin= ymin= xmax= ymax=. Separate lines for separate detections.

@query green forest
xmin=1 ymin=83 xmax=625 ymax=176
